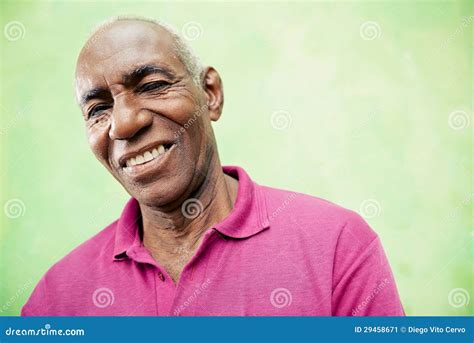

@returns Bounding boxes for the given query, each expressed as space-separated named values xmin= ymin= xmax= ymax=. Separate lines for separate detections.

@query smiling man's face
xmin=75 ymin=20 xmax=221 ymax=209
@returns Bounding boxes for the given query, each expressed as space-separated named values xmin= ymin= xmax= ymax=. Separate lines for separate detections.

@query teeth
xmin=144 ymin=151 xmax=153 ymax=162
xmin=124 ymin=144 xmax=170 ymax=167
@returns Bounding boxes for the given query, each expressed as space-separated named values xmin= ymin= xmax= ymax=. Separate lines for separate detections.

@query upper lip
xmin=117 ymin=140 xmax=175 ymax=168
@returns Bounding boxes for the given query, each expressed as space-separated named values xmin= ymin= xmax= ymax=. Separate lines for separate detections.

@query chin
xmin=124 ymin=170 xmax=195 ymax=209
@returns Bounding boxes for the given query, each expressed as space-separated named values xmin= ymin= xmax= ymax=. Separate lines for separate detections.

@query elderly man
xmin=22 ymin=17 xmax=404 ymax=316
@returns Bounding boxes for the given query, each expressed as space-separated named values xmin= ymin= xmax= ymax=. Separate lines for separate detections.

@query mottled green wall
xmin=1 ymin=0 xmax=472 ymax=316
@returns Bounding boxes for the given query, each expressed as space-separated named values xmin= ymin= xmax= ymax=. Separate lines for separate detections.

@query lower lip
xmin=121 ymin=145 xmax=175 ymax=178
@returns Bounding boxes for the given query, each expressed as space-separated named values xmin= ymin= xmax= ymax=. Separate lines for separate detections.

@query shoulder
xmin=257 ymin=184 xmax=378 ymax=245
xmin=49 ymin=220 xmax=118 ymax=274
xmin=21 ymin=220 xmax=118 ymax=315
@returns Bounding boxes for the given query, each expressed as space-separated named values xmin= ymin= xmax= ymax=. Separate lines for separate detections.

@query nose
xmin=109 ymin=97 xmax=153 ymax=140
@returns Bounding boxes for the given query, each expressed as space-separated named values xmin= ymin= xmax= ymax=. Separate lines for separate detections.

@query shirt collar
xmin=113 ymin=165 xmax=270 ymax=260
xmin=112 ymin=198 xmax=142 ymax=260
xmin=215 ymin=166 xmax=270 ymax=238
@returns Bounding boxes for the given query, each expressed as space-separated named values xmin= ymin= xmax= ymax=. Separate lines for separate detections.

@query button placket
xmin=153 ymin=267 xmax=176 ymax=315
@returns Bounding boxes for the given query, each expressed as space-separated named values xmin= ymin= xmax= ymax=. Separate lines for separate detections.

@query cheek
xmin=177 ymin=121 xmax=214 ymax=175
xmin=145 ymin=94 xmax=209 ymax=151
xmin=143 ymin=85 xmax=205 ymax=126
xmin=86 ymin=122 xmax=111 ymax=166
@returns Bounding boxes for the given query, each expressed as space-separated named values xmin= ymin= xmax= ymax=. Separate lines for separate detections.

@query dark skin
xmin=75 ymin=20 xmax=238 ymax=283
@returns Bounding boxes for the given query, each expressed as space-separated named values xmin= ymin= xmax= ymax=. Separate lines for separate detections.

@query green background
xmin=0 ymin=0 xmax=472 ymax=316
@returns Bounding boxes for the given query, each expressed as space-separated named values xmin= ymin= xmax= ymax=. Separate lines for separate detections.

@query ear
xmin=201 ymin=66 xmax=224 ymax=121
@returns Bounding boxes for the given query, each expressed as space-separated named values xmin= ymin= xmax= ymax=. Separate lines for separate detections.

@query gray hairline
xmin=87 ymin=15 xmax=204 ymax=86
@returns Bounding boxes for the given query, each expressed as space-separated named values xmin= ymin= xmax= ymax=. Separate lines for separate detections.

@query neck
xmin=140 ymin=161 xmax=238 ymax=255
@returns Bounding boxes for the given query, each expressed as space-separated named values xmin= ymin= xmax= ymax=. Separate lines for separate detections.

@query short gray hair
xmin=87 ymin=16 xmax=204 ymax=86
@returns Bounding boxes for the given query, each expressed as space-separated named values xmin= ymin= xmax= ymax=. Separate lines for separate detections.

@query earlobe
xmin=202 ymin=66 xmax=224 ymax=121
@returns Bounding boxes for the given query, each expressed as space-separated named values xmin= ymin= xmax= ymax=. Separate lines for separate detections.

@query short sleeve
xmin=331 ymin=212 xmax=405 ymax=316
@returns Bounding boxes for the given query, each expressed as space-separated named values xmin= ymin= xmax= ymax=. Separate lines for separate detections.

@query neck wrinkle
xmin=141 ymin=162 xmax=237 ymax=253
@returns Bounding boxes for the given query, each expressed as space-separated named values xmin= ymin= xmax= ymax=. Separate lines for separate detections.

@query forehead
xmin=75 ymin=21 xmax=182 ymax=89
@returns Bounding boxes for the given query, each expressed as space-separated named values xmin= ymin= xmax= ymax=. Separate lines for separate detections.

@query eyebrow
xmin=80 ymin=87 xmax=110 ymax=108
xmin=79 ymin=64 xmax=177 ymax=107
xmin=122 ymin=64 xmax=176 ymax=85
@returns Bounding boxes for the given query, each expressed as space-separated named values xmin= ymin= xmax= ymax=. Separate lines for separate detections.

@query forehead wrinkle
xmin=74 ymin=18 xmax=205 ymax=108
xmin=76 ymin=17 xmax=203 ymax=89
xmin=78 ymin=44 xmax=181 ymax=86
xmin=75 ymin=76 xmax=94 ymax=105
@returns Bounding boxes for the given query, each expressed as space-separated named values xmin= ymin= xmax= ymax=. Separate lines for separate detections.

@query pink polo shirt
xmin=22 ymin=166 xmax=405 ymax=316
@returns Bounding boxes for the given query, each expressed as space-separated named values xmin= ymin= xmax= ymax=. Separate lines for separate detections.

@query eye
xmin=88 ymin=104 xmax=112 ymax=119
xmin=137 ymin=80 xmax=170 ymax=93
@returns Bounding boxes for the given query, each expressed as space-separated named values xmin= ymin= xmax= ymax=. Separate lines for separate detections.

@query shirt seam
xmin=255 ymin=184 xmax=263 ymax=228
xmin=331 ymin=232 xmax=380 ymax=293
xmin=153 ymin=267 xmax=159 ymax=315
xmin=331 ymin=219 xmax=348 ymax=308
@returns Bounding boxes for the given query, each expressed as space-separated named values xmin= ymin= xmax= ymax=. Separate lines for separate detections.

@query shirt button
xmin=158 ymin=272 xmax=165 ymax=281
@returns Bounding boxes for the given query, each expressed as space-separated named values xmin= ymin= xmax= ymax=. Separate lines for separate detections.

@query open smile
xmin=119 ymin=142 xmax=175 ymax=176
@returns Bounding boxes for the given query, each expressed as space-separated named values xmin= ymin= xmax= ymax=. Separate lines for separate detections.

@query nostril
xmin=108 ymin=107 xmax=153 ymax=141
